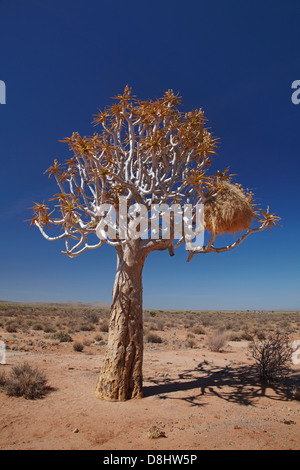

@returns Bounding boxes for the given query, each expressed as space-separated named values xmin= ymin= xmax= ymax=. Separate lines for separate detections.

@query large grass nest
xmin=204 ymin=182 xmax=254 ymax=235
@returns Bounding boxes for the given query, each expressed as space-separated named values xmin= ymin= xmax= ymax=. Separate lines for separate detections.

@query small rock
xmin=73 ymin=428 xmax=79 ymax=433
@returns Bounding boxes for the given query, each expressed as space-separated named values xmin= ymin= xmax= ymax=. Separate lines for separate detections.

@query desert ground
xmin=0 ymin=302 xmax=299 ymax=450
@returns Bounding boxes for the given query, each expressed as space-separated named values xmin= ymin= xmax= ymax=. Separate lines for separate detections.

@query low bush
xmin=0 ymin=369 xmax=6 ymax=389
xmin=146 ymin=333 xmax=163 ymax=344
xmin=191 ymin=325 xmax=206 ymax=335
xmin=83 ymin=311 xmax=99 ymax=324
xmin=52 ymin=331 xmax=73 ymax=343
xmin=4 ymin=362 xmax=49 ymax=399
xmin=73 ymin=341 xmax=84 ymax=352
xmin=94 ymin=333 xmax=103 ymax=342
xmin=99 ymin=320 xmax=109 ymax=333
xmin=80 ymin=323 xmax=95 ymax=332
xmin=186 ymin=334 xmax=197 ymax=348
xmin=5 ymin=322 xmax=18 ymax=333
xmin=250 ymin=331 xmax=292 ymax=382
xmin=208 ymin=330 xmax=227 ymax=352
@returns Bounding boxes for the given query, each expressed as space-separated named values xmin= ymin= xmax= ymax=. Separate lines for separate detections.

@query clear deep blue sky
xmin=0 ymin=0 xmax=299 ymax=310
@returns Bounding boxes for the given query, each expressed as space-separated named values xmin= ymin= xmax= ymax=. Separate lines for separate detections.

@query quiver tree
xmin=30 ymin=86 xmax=280 ymax=401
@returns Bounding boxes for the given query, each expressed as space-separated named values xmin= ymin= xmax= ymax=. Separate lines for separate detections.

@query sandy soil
xmin=0 ymin=335 xmax=299 ymax=450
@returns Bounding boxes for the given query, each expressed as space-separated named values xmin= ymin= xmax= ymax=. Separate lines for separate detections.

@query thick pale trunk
xmin=95 ymin=242 xmax=145 ymax=401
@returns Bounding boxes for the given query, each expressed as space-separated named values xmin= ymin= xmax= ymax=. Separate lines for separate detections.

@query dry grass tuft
xmin=208 ymin=329 xmax=227 ymax=352
xmin=4 ymin=362 xmax=49 ymax=399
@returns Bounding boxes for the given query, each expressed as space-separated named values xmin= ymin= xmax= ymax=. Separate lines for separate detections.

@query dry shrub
xmin=73 ymin=341 xmax=84 ymax=352
xmin=83 ymin=311 xmax=99 ymax=324
xmin=147 ymin=322 xmax=159 ymax=331
xmin=0 ymin=369 xmax=6 ymax=389
xmin=146 ymin=333 xmax=163 ymax=344
xmin=42 ymin=323 xmax=56 ymax=333
xmin=204 ymin=182 xmax=254 ymax=234
xmin=192 ymin=325 xmax=206 ymax=335
xmin=4 ymin=362 xmax=49 ymax=399
xmin=186 ymin=333 xmax=197 ymax=348
xmin=5 ymin=322 xmax=18 ymax=333
xmin=229 ymin=332 xmax=243 ymax=342
xmin=80 ymin=322 xmax=95 ymax=331
xmin=99 ymin=320 xmax=109 ymax=332
xmin=208 ymin=330 xmax=227 ymax=352
xmin=241 ymin=331 xmax=254 ymax=341
xmin=52 ymin=331 xmax=72 ymax=343
xmin=250 ymin=331 xmax=293 ymax=382
xmin=155 ymin=320 xmax=165 ymax=331
xmin=255 ymin=330 xmax=266 ymax=341
xmin=201 ymin=316 xmax=212 ymax=327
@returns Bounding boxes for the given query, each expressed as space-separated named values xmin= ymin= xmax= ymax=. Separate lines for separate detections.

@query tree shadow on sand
xmin=143 ymin=362 xmax=300 ymax=407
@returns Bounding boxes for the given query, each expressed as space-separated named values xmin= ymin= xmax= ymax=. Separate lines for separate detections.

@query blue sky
xmin=0 ymin=0 xmax=299 ymax=310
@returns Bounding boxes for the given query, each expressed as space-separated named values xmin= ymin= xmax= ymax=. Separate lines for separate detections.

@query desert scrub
xmin=42 ymin=323 xmax=56 ymax=333
xmin=241 ymin=330 xmax=254 ymax=341
xmin=51 ymin=331 xmax=73 ymax=343
xmin=146 ymin=332 xmax=163 ymax=344
xmin=228 ymin=332 xmax=243 ymax=342
xmin=99 ymin=320 xmax=109 ymax=332
xmin=94 ymin=333 xmax=103 ymax=342
xmin=208 ymin=330 xmax=227 ymax=352
xmin=250 ymin=331 xmax=292 ymax=382
xmin=73 ymin=341 xmax=84 ymax=352
xmin=191 ymin=325 xmax=206 ymax=335
xmin=0 ymin=369 xmax=6 ymax=389
xmin=147 ymin=322 xmax=159 ymax=331
xmin=80 ymin=322 xmax=95 ymax=331
xmin=155 ymin=320 xmax=165 ymax=331
xmin=83 ymin=311 xmax=100 ymax=324
xmin=4 ymin=362 xmax=49 ymax=399
xmin=186 ymin=333 xmax=197 ymax=348
xmin=5 ymin=322 xmax=18 ymax=333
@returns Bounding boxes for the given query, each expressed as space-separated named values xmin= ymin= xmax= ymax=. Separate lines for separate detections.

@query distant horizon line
xmin=0 ymin=299 xmax=298 ymax=313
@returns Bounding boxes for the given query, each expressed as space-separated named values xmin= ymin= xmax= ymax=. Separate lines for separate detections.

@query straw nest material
xmin=204 ymin=182 xmax=254 ymax=235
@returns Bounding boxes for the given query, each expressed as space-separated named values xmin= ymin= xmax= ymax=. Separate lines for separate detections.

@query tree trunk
xmin=95 ymin=241 xmax=146 ymax=401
